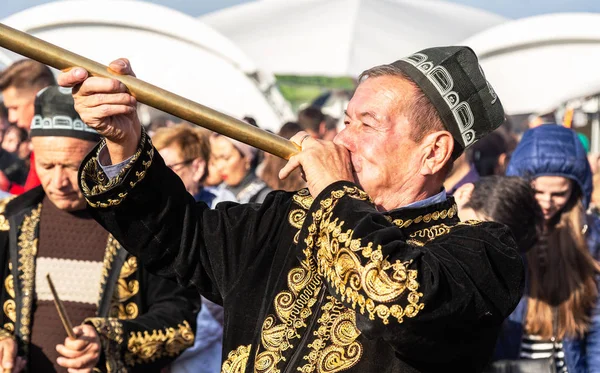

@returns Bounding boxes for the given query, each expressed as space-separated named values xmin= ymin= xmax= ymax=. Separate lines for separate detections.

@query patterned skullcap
xmin=389 ymin=46 xmax=504 ymax=153
xmin=30 ymin=86 xmax=101 ymax=142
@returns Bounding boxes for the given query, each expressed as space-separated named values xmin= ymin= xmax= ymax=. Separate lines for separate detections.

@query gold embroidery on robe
xmin=3 ymin=300 xmax=15 ymax=323
xmin=4 ymin=274 xmax=14 ymax=299
xmin=17 ymin=204 xmax=41 ymax=348
xmin=0 ymin=327 xmax=13 ymax=340
xmin=0 ymin=196 xmax=16 ymax=231
xmin=310 ymin=186 xmax=424 ymax=325
xmin=299 ymin=296 xmax=362 ymax=373
xmin=109 ymin=256 xmax=140 ymax=319
xmin=125 ymin=320 xmax=194 ymax=366
xmin=391 ymin=205 xmax=457 ymax=229
xmin=289 ymin=189 xmax=314 ymax=244
xmin=254 ymin=189 xmax=321 ymax=373
xmin=408 ymin=220 xmax=483 ymax=245
xmin=98 ymin=236 xmax=120 ymax=305
xmin=221 ymin=344 xmax=252 ymax=373
xmin=86 ymin=317 xmax=126 ymax=373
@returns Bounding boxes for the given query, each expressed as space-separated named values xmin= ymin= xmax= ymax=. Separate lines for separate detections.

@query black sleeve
xmin=300 ymin=181 xmax=525 ymax=369
xmin=87 ymin=256 xmax=201 ymax=372
xmin=79 ymin=129 xmax=291 ymax=302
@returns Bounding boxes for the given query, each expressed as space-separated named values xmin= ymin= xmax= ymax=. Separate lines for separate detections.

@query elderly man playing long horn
xmin=58 ymin=47 xmax=524 ymax=373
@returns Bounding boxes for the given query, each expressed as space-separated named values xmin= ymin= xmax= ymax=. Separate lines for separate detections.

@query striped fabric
xmin=520 ymin=334 xmax=568 ymax=373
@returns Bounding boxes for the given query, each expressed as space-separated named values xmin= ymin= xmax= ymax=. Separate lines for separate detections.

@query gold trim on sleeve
xmin=86 ymin=317 xmax=126 ymax=373
xmin=125 ymin=320 xmax=194 ymax=366
xmin=80 ymin=130 xmax=154 ymax=209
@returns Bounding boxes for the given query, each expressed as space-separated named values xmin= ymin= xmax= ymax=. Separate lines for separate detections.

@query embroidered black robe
xmin=78 ymin=130 xmax=525 ymax=373
xmin=0 ymin=186 xmax=200 ymax=372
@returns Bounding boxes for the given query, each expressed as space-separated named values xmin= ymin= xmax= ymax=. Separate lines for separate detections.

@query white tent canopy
xmin=0 ymin=0 xmax=293 ymax=131
xmin=201 ymin=0 xmax=506 ymax=77
xmin=463 ymin=13 xmax=600 ymax=116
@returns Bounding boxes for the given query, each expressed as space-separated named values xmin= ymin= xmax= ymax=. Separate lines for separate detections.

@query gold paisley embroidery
xmin=116 ymin=279 xmax=140 ymax=303
xmin=221 ymin=344 xmax=252 ymax=373
xmin=4 ymin=274 xmax=14 ymax=299
xmin=109 ymin=255 xmax=140 ymax=319
xmin=17 ymin=203 xmax=41 ymax=347
xmin=299 ymin=296 xmax=362 ymax=373
xmin=309 ymin=187 xmax=424 ymax=325
xmin=3 ymin=300 xmax=15 ymax=323
xmin=125 ymin=320 xmax=194 ymax=366
xmin=289 ymin=189 xmax=314 ymax=244
xmin=112 ymin=302 xmax=139 ymax=320
xmin=86 ymin=317 xmax=126 ymax=373
xmin=120 ymin=256 xmax=138 ymax=278
xmin=255 ymin=257 xmax=323 ymax=373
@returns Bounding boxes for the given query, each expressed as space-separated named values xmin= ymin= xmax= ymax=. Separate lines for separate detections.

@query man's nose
xmin=52 ymin=167 xmax=68 ymax=188
xmin=333 ymin=126 xmax=354 ymax=152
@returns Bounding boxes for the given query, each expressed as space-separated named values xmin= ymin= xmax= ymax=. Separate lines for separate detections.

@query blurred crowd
xmin=1 ymin=58 xmax=599 ymax=373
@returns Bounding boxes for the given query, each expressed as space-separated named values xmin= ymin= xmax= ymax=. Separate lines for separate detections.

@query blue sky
xmin=1 ymin=0 xmax=599 ymax=20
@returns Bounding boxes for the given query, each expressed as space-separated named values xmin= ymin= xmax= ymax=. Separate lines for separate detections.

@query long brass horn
xmin=0 ymin=22 xmax=299 ymax=159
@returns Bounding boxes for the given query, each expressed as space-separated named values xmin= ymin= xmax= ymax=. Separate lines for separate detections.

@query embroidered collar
xmin=384 ymin=197 xmax=459 ymax=237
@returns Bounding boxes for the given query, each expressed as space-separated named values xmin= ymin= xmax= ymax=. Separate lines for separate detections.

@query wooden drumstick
xmin=46 ymin=274 xmax=75 ymax=339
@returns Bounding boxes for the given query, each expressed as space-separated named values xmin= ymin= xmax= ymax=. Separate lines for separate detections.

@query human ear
xmin=420 ymin=131 xmax=453 ymax=176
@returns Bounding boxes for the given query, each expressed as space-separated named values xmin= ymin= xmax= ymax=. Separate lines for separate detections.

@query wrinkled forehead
xmin=32 ymin=136 xmax=95 ymax=158
xmin=347 ymin=75 xmax=417 ymax=119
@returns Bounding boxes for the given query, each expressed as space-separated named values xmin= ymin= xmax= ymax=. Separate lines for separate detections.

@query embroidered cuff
xmin=98 ymin=146 xmax=134 ymax=180
xmin=85 ymin=317 xmax=127 ymax=373
xmin=124 ymin=320 xmax=195 ymax=366
xmin=79 ymin=128 xmax=154 ymax=208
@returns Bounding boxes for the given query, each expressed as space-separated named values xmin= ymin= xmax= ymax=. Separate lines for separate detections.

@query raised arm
xmin=60 ymin=60 xmax=293 ymax=300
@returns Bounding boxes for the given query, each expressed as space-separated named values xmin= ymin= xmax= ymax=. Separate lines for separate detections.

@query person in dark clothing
xmin=0 ymin=86 xmax=200 ymax=373
xmin=60 ymin=47 xmax=523 ymax=373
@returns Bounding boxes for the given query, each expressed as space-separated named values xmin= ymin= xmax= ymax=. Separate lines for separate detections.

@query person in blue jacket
xmin=498 ymin=124 xmax=600 ymax=372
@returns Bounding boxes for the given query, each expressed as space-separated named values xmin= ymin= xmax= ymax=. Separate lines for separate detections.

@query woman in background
xmin=497 ymin=124 xmax=600 ymax=373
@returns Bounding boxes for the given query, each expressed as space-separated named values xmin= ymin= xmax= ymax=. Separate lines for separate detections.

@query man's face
xmin=159 ymin=145 xmax=204 ymax=195
xmin=32 ymin=136 xmax=95 ymax=211
xmin=2 ymin=87 xmax=37 ymax=129
xmin=333 ymin=75 xmax=422 ymax=207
